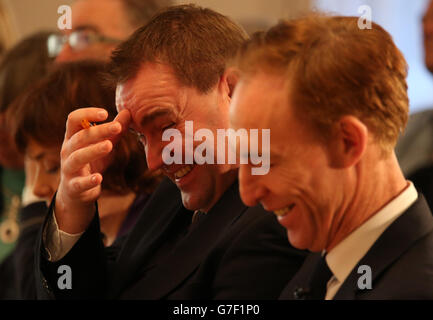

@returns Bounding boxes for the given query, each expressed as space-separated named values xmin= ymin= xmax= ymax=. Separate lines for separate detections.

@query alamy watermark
xmin=161 ymin=121 xmax=270 ymax=175
xmin=57 ymin=5 xmax=72 ymax=30
xmin=358 ymin=5 xmax=372 ymax=30
xmin=357 ymin=264 xmax=372 ymax=290
xmin=57 ymin=264 xmax=72 ymax=290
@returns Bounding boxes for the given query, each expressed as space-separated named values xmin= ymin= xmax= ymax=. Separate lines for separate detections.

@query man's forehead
xmin=115 ymin=77 xmax=180 ymax=126
xmin=232 ymin=74 xmax=288 ymax=126
xmin=115 ymin=76 xmax=145 ymax=113
xmin=115 ymin=83 xmax=127 ymax=112
xmin=115 ymin=63 xmax=183 ymax=112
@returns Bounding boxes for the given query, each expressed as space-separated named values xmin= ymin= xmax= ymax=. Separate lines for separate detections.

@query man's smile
xmin=273 ymin=203 xmax=296 ymax=217
xmin=174 ymin=164 xmax=194 ymax=180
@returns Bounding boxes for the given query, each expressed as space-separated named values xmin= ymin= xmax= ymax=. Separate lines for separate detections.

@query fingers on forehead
xmin=114 ymin=109 xmax=131 ymax=127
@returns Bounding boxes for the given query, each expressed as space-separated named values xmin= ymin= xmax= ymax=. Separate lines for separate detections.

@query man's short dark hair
xmin=109 ymin=4 xmax=248 ymax=93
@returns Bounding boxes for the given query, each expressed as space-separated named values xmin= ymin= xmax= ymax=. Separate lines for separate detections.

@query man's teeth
xmin=274 ymin=204 xmax=295 ymax=217
xmin=174 ymin=165 xmax=193 ymax=179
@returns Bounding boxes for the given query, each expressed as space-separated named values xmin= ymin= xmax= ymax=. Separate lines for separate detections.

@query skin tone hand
xmin=55 ymin=107 xmax=131 ymax=233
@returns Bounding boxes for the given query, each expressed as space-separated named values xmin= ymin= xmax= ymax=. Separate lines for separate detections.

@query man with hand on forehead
xmin=231 ymin=15 xmax=433 ymax=299
xmin=35 ymin=5 xmax=306 ymax=299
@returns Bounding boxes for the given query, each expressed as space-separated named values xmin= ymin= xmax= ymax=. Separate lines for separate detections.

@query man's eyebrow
xmin=139 ymin=108 xmax=176 ymax=127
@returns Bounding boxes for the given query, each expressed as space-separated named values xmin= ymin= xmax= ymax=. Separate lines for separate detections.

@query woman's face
xmin=25 ymin=140 xmax=61 ymax=206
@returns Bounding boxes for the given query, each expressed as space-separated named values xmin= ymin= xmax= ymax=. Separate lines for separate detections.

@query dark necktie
xmin=191 ymin=210 xmax=206 ymax=224
xmin=188 ymin=210 xmax=207 ymax=233
xmin=308 ymin=255 xmax=333 ymax=300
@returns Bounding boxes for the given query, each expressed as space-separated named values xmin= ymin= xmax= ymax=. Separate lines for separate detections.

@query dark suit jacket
xmin=280 ymin=195 xmax=433 ymax=300
xmin=408 ymin=166 xmax=433 ymax=211
xmin=35 ymin=178 xmax=307 ymax=299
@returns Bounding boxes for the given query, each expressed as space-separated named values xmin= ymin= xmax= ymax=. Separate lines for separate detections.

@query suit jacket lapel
xmin=279 ymin=252 xmax=323 ymax=300
xmin=108 ymin=178 xmax=189 ymax=297
xmin=334 ymin=195 xmax=433 ymax=299
xmin=125 ymin=181 xmax=248 ymax=299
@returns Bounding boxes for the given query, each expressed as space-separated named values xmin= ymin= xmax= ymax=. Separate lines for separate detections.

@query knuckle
xmin=60 ymin=146 xmax=68 ymax=160
xmin=70 ymin=179 xmax=81 ymax=194
xmin=67 ymin=112 xmax=75 ymax=123
xmin=73 ymin=131 xmax=85 ymax=147
xmin=68 ymin=151 xmax=80 ymax=167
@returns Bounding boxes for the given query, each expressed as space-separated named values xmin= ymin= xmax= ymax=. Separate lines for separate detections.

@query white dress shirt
xmin=325 ymin=181 xmax=418 ymax=299
xmin=44 ymin=210 xmax=83 ymax=261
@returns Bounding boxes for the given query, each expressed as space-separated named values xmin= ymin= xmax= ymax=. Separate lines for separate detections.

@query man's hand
xmin=55 ymin=107 xmax=131 ymax=234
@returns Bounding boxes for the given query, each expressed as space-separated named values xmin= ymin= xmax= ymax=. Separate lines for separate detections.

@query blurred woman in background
xmin=3 ymin=60 xmax=160 ymax=299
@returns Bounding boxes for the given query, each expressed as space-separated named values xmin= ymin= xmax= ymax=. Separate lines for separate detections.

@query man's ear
xmin=328 ymin=116 xmax=368 ymax=168
xmin=219 ymin=67 xmax=239 ymax=99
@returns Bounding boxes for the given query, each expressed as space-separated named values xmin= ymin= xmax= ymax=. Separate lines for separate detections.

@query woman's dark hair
xmin=10 ymin=60 xmax=159 ymax=194
xmin=0 ymin=31 xmax=54 ymax=113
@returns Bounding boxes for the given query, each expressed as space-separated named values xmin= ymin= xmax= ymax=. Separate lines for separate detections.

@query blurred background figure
xmin=1 ymin=61 xmax=159 ymax=299
xmin=0 ymin=0 xmax=17 ymax=60
xmin=0 ymin=32 xmax=54 ymax=267
xmin=3 ymin=0 xmax=430 ymax=100
xmin=395 ymin=0 xmax=433 ymax=210
xmin=48 ymin=0 xmax=172 ymax=62
xmin=3 ymin=0 xmax=311 ymax=60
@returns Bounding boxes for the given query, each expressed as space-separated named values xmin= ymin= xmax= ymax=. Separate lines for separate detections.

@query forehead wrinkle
xmin=127 ymin=89 xmax=181 ymax=126
xmin=118 ymin=63 xmax=186 ymax=129
xmin=115 ymin=84 xmax=126 ymax=112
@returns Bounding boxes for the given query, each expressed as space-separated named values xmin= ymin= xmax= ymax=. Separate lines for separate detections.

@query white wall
xmin=315 ymin=0 xmax=433 ymax=113
xmin=1 ymin=0 xmax=73 ymax=42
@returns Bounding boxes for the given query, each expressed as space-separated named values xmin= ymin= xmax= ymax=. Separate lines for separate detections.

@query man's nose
xmin=145 ymin=140 xmax=165 ymax=172
xmin=238 ymin=165 xmax=267 ymax=207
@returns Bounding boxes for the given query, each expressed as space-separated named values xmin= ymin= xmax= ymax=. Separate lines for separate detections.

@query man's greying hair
xmin=109 ymin=4 xmax=248 ymax=93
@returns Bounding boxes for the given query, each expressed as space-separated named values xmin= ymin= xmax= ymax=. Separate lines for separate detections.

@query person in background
xmin=0 ymin=32 xmax=54 ymax=267
xmin=49 ymin=0 xmax=172 ymax=62
xmin=4 ymin=60 xmax=159 ymax=299
xmin=231 ymin=15 xmax=433 ymax=299
xmin=0 ymin=0 xmax=16 ymax=61
xmin=396 ymin=0 xmax=433 ymax=210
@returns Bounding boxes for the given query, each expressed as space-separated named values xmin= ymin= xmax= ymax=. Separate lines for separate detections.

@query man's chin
xmin=180 ymin=190 xmax=197 ymax=210
xmin=180 ymin=189 xmax=211 ymax=212
xmin=287 ymin=230 xmax=316 ymax=252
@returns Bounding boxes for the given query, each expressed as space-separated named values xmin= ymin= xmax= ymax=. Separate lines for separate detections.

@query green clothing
xmin=0 ymin=168 xmax=25 ymax=263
